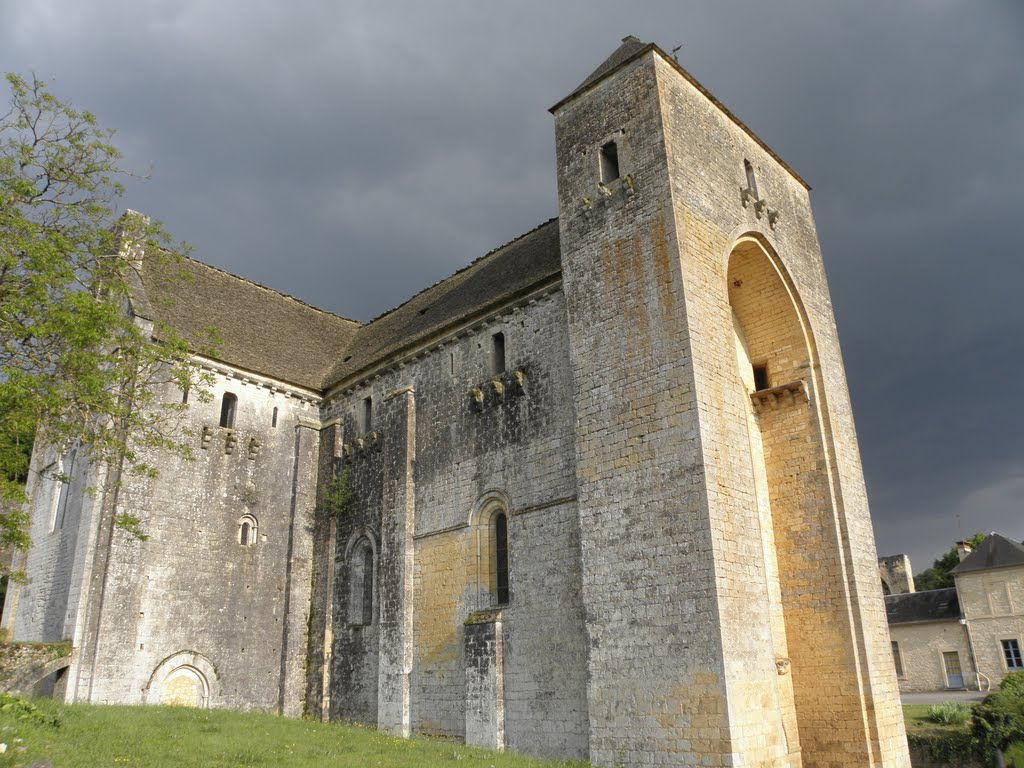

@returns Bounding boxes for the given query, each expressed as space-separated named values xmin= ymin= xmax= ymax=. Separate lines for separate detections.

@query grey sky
xmin=3 ymin=1 xmax=1022 ymax=575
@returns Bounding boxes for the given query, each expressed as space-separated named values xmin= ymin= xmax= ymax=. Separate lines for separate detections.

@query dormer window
xmin=220 ymin=392 xmax=237 ymax=429
xmin=600 ymin=141 xmax=620 ymax=182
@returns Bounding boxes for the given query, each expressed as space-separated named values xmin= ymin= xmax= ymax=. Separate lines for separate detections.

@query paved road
xmin=902 ymin=690 xmax=987 ymax=705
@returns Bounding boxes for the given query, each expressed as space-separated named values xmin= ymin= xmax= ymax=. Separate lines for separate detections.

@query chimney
xmin=956 ymin=541 xmax=973 ymax=562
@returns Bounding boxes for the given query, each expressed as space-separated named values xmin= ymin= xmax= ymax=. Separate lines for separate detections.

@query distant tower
xmin=553 ymin=37 xmax=909 ymax=767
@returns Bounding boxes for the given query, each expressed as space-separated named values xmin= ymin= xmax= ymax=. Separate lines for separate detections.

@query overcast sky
xmin=3 ymin=1 xmax=1021 ymax=575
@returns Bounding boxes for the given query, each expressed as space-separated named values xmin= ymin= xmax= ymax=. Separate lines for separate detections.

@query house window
xmin=494 ymin=512 xmax=510 ymax=605
xmin=238 ymin=514 xmax=258 ymax=546
xmin=220 ymin=392 xmax=238 ymax=429
xmin=1002 ymin=639 xmax=1023 ymax=670
xmin=349 ymin=537 xmax=374 ymax=626
xmin=491 ymin=332 xmax=506 ymax=376
xmin=892 ymin=641 xmax=904 ymax=678
xmin=600 ymin=141 xmax=620 ymax=182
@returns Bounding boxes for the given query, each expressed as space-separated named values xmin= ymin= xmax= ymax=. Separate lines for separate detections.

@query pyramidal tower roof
xmin=575 ymin=35 xmax=651 ymax=93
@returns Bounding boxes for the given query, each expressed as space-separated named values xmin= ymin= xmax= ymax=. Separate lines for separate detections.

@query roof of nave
xmin=885 ymin=588 xmax=960 ymax=625
xmin=135 ymin=217 xmax=562 ymax=393
xmin=952 ymin=533 xmax=1024 ymax=574
xmin=324 ymin=217 xmax=562 ymax=389
xmin=137 ymin=252 xmax=362 ymax=390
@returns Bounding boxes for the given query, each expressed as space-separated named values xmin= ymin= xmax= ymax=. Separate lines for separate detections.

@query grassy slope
xmin=0 ymin=700 xmax=589 ymax=768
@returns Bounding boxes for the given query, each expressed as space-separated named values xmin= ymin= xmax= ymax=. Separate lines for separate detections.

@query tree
xmin=914 ymin=532 xmax=987 ymax=591
xmin=1 ymin=73 xmax=210 ymax=578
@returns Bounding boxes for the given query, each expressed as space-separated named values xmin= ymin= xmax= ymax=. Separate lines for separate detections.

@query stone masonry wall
xmin=555 ymin=55 xmax=733 ymax=767
xmin=75 ymin=369 xmax=319 ymax=715
xmin=956 ymin=566 xmax=1024 ymax=689
xmin=318 ymin=289 xmax=589 ymax=760
xmin=889 ymin=621 xmax=973 ymax=693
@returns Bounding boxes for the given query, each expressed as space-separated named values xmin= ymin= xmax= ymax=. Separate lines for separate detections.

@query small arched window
xmin=472 ymin=495 xmax=512 ymax=609
xmin=238 ymin=514 xmax=258 ymax=546
xmin=494 ymin=512 xmax=510 ymax=605
xmin=220 ymin=392 xmax=238 ymax=429
xmin=271 ymin=406 xmax=278 ymax=428
xmin=349 ymin=537 xmax=374 ymax=626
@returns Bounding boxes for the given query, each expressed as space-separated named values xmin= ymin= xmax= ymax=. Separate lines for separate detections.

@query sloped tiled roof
xmin=952 ymin=534 xmax=1024 ymax=574
xmin=325 ymin=218 xmax=561 ymax=389
xmin=138 ymin=253 xmax=361 ymax=390
xmin=885 ymin=589 xmax=960 ymax=625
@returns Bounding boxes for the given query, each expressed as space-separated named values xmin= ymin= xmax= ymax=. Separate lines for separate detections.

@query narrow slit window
xmin=361 ymin=546 xmax=374 ymax=625
xmin=600 ymin=141 xmax=620 ymax=182
xmin=182 ymin=387 xmax=189 ymax=404
xmin=744 ymin=159 xmax=759 ymax=199
xmin=891 ymin=641 xmax=904 ymax=678
xmin=362 ymin=396 xmax=373 ymax=433
xmin=752 ymin=364 xmax=769 ymax=392
xmin=220 ymin=392 xmax=238 ymax=428
xmin=494 ymin=512 xmax=510 ymax=605
xmin=491 ymin=332 xmax=506 ymax=376
xmin=271 ymin=407 xmax=278 ymax=428
xmin=349 ymin=538 xmax=374 ymax=626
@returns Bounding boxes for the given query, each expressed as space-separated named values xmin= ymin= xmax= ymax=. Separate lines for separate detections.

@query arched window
xmin=472 ymin=494 xmax=512 ymax=608
xmin=220 ymin=392 xmax=237 ymax=428
xmin=238 ymin=514 xmax=258 ymax=546
xmin=348 ymin=537 xmax=374 ymax=626
xmin=494 ymin=512 xmax=510 ymax=605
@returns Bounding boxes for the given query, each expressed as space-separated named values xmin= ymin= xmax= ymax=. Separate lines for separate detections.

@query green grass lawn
xmin=0 ymin=697 xmax=590 ymax=768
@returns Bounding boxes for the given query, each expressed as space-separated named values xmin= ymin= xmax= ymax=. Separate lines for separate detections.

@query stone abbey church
xmin=3 ymin=38 xmax=910 ymax=767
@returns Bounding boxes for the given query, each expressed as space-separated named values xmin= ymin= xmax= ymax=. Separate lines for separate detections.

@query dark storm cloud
xmin=2 ymin=1 xmax=1021 ymax=572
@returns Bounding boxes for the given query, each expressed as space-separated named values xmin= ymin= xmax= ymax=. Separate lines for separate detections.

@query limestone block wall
xmin=3 ymin=440 xmax=100 ymax=648
xmin=318 ymin=289 xmax=589 ymax=759
xmin=554 ymin=47 xmax=908 ymax=767
xmin=555 ymin=54 xmax=735 ymax=767
xmin=73 ymin=368 xmax=320 ymax=715
xmin=889 ymin=621 xmax=973 ymax=692
xmin=956 ymin=567 xmax=1024 ymax=689
xmin=653 ymin=52 xmax=908 ymax=767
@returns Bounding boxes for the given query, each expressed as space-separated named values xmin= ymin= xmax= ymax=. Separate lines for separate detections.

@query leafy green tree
xmin=1 ymin=73 xmax=210 ymax=578
xmin=914 ymin=532 xmax=987 ymax=591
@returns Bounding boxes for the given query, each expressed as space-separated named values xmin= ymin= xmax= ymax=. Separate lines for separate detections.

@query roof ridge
xmin=166 ymin=250 xmax=363 ymax=327
xmin=361 ymin=217 xmax=559 ymax=327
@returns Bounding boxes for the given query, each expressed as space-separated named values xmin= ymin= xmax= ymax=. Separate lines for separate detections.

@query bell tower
xmin=553 ymin=38 xmax=910 ymax=767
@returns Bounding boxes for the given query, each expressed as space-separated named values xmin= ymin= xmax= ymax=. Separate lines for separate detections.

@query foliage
xmin=929 ymin=701 xmax=973 ymax=726
xmin=0 ymin=693 xmax=61 ymax=729
xmin=316 ymin=466 xmax=354 ymax=521
xmin=973 ymin=671 xmax=1024 ymax=764
xmin=915 ymin=533 xmax=987 ymax=591
xmin=0 ymin=73 xmax=212 ymax=576
xmin=904 ymin=703 xmax=982 ymax=766
xmin=0 ymin=701 xmax=591 ymax=768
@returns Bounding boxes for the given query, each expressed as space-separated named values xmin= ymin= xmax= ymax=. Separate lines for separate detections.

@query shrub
xmin=929 ymin=701 xmax=972 ymax=726
xmin=972 ymin=671 xmax=1024 ymax=766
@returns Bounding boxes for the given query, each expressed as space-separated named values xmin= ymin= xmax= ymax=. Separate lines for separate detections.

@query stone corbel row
xmin=342 ymin=430 xmax=382 ymax=459
xmin=581 ymin=174 xmax=636 ymax=213
xmin=467 ymin=370 xmax=527 ymax=412
xmin=750 ymin=380 xmax=808 ymax=413
xmin=740 ymin=185 xmax=780 ymax=229
xmin=199 ymin=426 xmax=261 ymax=459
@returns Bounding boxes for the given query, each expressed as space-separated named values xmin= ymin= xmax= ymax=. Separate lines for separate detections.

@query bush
xmin=929 ymin=702 xmax=973 ymax=726
xmin=972 ymin=671 xmax=1024 ymax=766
